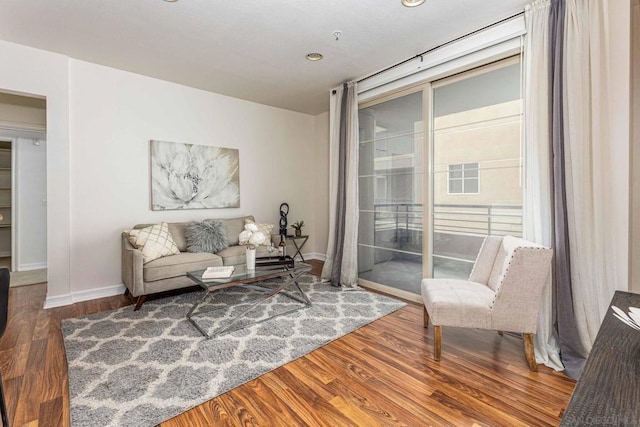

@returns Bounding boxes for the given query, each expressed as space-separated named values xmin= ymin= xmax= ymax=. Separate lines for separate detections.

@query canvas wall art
xmin=150 ymin=140 xmax=240 ymax=210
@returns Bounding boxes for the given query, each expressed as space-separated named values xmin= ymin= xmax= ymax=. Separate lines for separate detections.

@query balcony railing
xmin=433 ymin=203 xmax=522 ymax=237
xmin=373 ymin=203 xmax=522 ymax=236
xmin=370 ymin=203 xmax=522 ymax=264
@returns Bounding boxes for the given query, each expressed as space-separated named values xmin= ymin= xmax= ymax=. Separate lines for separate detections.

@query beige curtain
xmin=563 ymin=0 xmax=623 ymax=352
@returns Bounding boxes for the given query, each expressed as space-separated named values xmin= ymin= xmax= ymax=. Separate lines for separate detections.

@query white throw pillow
xmin=125 ymin=222 xmax=180 ymax=263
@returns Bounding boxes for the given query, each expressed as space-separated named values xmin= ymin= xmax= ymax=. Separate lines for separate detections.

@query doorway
xmin=0 ymin=92 xmax=47 ymax=286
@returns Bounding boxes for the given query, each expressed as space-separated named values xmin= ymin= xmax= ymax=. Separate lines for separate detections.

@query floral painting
xmin=150 ymin=140 xmax=240 ymax=210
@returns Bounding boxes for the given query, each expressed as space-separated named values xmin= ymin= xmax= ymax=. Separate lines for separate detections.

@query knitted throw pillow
xmin=184 ymin=220 xmax=229 ymax=253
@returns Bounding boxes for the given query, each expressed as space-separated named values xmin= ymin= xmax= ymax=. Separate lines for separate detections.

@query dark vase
xmin=295 ymin=229 xmax=302 ymax=237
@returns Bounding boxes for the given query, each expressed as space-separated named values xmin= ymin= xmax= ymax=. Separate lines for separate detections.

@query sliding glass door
xmin=431 ymin=58 xmax=523 ymax=279
xmin=356 ymin=57 xmax=522 ymax=296
xmin=357 ymin=88 xmax=426 ymax=295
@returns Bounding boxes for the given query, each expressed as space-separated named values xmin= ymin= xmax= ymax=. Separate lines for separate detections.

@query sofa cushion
xmin=143 ymin=252 xmax=222 ymax=282
xmin=216 ymin=245 xmax=277 ymax=266
xmin=167 ymin=223 xmax=188 ymax=252
xmin=217 ymin=215 xmax=254 ymax=246
xmin=184 ymin=220 xmax=229 ymax=253
xmin=125 ymin=222 xmax=180 ymax=263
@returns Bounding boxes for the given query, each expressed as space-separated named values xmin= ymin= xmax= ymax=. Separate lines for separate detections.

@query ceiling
xmin=0 ymin=0 xmax=529 ymax=115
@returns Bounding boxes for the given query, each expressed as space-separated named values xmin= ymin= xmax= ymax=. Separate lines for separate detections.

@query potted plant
xmin=291 ymin=220 xmax=305 ymax=237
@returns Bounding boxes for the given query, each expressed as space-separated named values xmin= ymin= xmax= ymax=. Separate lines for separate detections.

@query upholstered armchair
xmin=421 ymin=236 xmax=553 ymax=371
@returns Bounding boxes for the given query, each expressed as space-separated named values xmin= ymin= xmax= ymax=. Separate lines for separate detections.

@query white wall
xmin=69 ymin=59 xmax=316 ymax=293
xmin=312 ymin=112 xmax=329 ymax=258
xmin=0 ymin=40 xmax=324 ymax=306
xmin=16 ymin=137 xmax=47 ymax=270
xmin=0 ymin=40 xmax=70 ymax=302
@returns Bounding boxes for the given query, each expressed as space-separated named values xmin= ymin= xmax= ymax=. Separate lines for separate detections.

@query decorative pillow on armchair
xmin=124 ymin=222 xmax=180 ymax=263
xmin=184 ymin=220 xmax=229 ymax=253
xmin=243 ymin=219 xmax=274 ymax=245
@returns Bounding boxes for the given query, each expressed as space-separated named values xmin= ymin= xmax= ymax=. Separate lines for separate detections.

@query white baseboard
xmin=304 ymin=252 xmax=326 ymax=261
xmin=44 ymin=283 xmax=126 ymax=309
xmin=0 ymin=251 xmax=10 ymax=258
xmin=19 ymin=262 xmax=48 ymax=271
xmin=43 ymin=294 xmax=73 ymax=309
xmin=71 ymin=284 xmax=127 ymax=303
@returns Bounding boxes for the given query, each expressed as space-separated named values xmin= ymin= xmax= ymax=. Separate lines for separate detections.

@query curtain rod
xmin=332 ymin=10 xmax=525 ymax=94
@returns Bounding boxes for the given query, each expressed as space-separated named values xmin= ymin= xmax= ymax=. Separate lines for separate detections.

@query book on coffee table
xmin=202 ymin=266 xmax=235 ymax=279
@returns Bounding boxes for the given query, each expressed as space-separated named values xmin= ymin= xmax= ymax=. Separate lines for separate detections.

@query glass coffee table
xmin=185 ymin=257 xmax=312 ymax=338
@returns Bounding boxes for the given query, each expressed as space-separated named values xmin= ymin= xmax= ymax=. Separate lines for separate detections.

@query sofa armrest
xmin=122 ymin=234 xmax=144 ymax=297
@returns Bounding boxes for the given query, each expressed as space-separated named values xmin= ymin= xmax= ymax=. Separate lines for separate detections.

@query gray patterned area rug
xmin=62 ymin=274 xmax=405 ymax=427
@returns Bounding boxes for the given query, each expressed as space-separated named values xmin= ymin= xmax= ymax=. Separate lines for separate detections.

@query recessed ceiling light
xmin=305 ymin=53 xmax=323 ymax=62
xmin=401 ymin=0 xmax=426 ymax=7
xmin=163 ymin=0 xmax=178 ymax=2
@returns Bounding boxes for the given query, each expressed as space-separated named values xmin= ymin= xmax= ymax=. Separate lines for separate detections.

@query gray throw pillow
xmin=184 ymin=220 xmax=229 ymax=253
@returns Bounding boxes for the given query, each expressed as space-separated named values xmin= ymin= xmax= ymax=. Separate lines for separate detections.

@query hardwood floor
xmin=0 ymin=260 xmax=576 ymax=426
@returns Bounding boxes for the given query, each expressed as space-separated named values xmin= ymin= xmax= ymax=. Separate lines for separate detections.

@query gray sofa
xmin=122 ymin=215 xmax=274 ymax=310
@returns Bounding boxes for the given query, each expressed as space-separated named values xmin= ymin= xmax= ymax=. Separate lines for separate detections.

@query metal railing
xmin=368 ymin=203 xmax=522 ymax=264
xmin=432 ymin=203 xmax=522 ymax=237
xmin=372 ymin=203 xmax=522 ymax=237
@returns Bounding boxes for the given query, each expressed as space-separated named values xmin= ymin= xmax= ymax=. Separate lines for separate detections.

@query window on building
xmin=448 ymin=163 xmax=479 ymax=194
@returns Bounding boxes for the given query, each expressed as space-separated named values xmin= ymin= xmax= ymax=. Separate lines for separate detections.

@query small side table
xmin=286 ymin=235 xmax=309 ymax=261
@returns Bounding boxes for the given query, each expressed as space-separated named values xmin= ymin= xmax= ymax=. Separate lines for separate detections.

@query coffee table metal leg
xmin=186 ymin=290 xmax=213 ymax=337
xmin=243 ymin=274 xmax=310 ymax=305
xmin=280 ymin=272 xmax=312 ymax=305
xmin=189 ymin=269 xmax=312 ymax=339
xmin=210 ymin=270 xmax=310 ymax=337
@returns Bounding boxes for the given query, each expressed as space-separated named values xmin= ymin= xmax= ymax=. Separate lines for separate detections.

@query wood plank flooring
xmin=0 ymin=260 xmax=576 ymax=426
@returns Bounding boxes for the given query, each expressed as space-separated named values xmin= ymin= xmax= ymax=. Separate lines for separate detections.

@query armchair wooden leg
xmin=124 ymin=288 xmax=131 ymax=297
xmin=523 ymin=333 xmax=537 ymax=372
xmin=134 ymin=295 xmax=147 ymax=311
xmin=434 ymin=325 xmax=442 ymax=361
xmin=423 ymin=306 xmax=429 ymax=328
